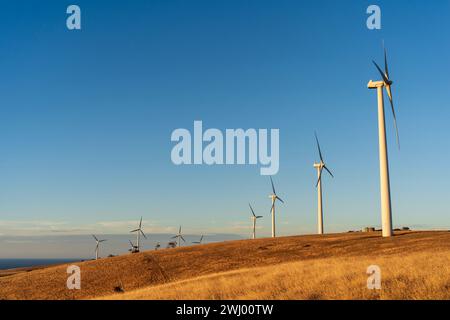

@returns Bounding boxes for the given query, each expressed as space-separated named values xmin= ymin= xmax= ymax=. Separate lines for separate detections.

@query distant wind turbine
xmin=192 ymin=235 xmax=204 ymax=244
xmin=92 ymin=235 xmax=107 ymax=260
xmin=128 ymin=240 xmax=138 ymax=253
xmin=130 ymin=217 xmax=147 ymax=253
xmin=314 ymin=132 xmax=334 ymax=235
xmin=368 ymin=43 xmax=399 ymax=237
xmin=171 ymin=226 xmax=186 ymax=247
xmin=249 ymin=203 xmax=263 ymax=239
xmin=154 ymin=242 xmax=161 ymax=250
xmin=269 ymin=177 xmax=284 ymax=238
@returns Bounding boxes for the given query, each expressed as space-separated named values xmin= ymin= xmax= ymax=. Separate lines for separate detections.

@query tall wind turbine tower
xmin=313 ymin=132 xmax=334 ymax=235
xmin=269 ymin=177 xmax=284 ymax=238
xmin=368 ymin=44 xmax=400 ymax=237
xmin=130 ymin=217 xmax=147 ymax=252
xmin=92 ymin=235 xmax=107 ymax=260
xmin=249 ymin=203 xmax=263 ymax=239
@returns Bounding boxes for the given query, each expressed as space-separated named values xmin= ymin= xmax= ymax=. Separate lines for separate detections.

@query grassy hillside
xmin=0 ymin=231 xmax=449 ymax=300
xmin=102 ymin=249 xmax=449 ymax=300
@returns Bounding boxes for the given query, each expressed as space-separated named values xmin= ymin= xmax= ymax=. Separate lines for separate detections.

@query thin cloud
xmin=0 ymin=219 xmax=178 ymax=236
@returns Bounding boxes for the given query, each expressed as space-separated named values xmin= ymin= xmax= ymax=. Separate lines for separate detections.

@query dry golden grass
xmin=0 ymin=231 xmax=449 ymax=300
xmin=103 ymin=250 xmax=450 ymax=300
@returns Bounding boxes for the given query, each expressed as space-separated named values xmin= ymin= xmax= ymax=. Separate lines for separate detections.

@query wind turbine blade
xmin=383 ymin=42 xmax=390 ymax=79
xmin=139 ymin=216 xmax=143 ymax=228
xmin=180 ymin=236 xmax=186 ymax=242
xmin=179 ymin=226 xmax=182 ymax=234
xmin=92 ymin=235 xmax=98 ymax=241
xmin=129 ymin=240 xmax=133 ymax=246
xmin=200 ymin=235 xmax=203 ymax=242
xmin=385 ymin=85 xmax=400 ymax=149
xmin=314 ymin=131 xmax=324 ymax=162
xmin=249 ymin=203 xmax=256 ymax=217
xmin=276 ymin=196 xmax=285 ymax=204
xmin=100 ymin=239 xmax=107 ymax=242
xmin=316 ymin=167 xmax=323 ymax=187
xmin=171 ymin=235 xmax=177 ymax=239
xmin=130 ymin=229 xmax=139 ymax=233
xmin=270 ymin=176 xmax=276 ymax=194
xmin=256 ymin=216 xmax=263 ymax=219
xmin=140 ymin=230 xmax=147 ymax=239
xmin=373 ymin=61 xmax=390 ymax=84
xmin=324 ymin=165 xmax=334 ymax=178
xmin=270 ymin=202 xmax=275 ymax=214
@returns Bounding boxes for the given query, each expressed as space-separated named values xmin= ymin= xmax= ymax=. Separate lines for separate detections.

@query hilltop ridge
xmin=0 ymin=231 xmax=449 ymax=300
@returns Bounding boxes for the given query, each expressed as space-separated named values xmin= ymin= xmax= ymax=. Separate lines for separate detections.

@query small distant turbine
xmin=192 ymin=235 xmax=204 ymax=244
xmin=130 ymin=217 xmax=147 ymax=252
xmin=92 ymin=235 xmax=107 ymax=260
xmin=249 ymin=203 xmax=263 ymax=239
xmin=314 ymin=132 xmax=334 ymax=235
xmin=368 ymin=43 xmax=399 ymax=237
xmin=154 ymin=242 xmax=161 ymax=250
xmin=128 ymin=240 xmax=138 ymax=253
xmin=269 ymin=177 xmax=284 ymax=238
xmin=171 ymin=226 xmax=186 ymax=247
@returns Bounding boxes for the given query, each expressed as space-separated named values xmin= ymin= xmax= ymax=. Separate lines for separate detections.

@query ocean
xmin=0 ymin=259 xmax=82 ymax=270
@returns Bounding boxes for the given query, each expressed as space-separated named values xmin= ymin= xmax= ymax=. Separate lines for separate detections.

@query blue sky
xmin=0 ymin=1 xmax=449 ymax=257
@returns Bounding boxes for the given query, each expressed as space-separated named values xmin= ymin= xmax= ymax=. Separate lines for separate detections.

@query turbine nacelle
xmin=367 ymin=80 xmax=386 ymax=89
xmin=313 ymin=161 xmax=325 ymax=169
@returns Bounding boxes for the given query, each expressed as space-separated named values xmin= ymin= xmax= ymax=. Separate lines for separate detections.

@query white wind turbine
xmin=269 ymin=177 xmax=284 ymax=238
xmin=368 ymin=44 xmax=399 ymax=237
xmin=171 ymin=226 xmax=186 ymax=247
xmin=92 ymin=235 xmax=107 ymax=260
xmin=249 ymin=203 xmax=263 ymax=239
xmin=314 ymin=132 xmax=334 ymax=235
xmin=130 ymin=217 xmax=147 ymax=252
xmin=192 ymin=235 xmax=204 ymax=244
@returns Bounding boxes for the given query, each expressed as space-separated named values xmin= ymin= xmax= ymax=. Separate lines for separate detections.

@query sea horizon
xmin=0 ymin=258 xmax=86 ymax=270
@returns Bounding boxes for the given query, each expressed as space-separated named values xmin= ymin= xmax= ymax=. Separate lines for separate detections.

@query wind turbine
xmin=192 ymin=235 xmax=204 ymax=244
xmin=269 ymin=177 xmax=284 ymax=238
xmin=130 ymin=217 xmax=147 ymax=252
xmin=154 ymin=242 xmax=161 ymax=250
xmin=92 ymin=235 xmax=107 ymax=260
xmin=368 ymin=43 xmax=399 ymax=237
xmin=171 ymin=226 xmax=186 ymax=247
xmin=249 ymin=203 xmax=263 ymax=239
xmin=314 ymin=132 xmax=334 ymax=235
xmin=128 ymin=240 xmax=138 ymax=253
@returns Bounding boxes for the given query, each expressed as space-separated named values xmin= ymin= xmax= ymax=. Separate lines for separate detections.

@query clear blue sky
xmin=0 ymin=1 xmax=449 ymax=257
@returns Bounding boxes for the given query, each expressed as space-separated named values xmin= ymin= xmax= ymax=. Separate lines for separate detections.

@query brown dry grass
xmin=103 ymin=250 xmax=450 ymax=300
xmin=0 ymin=231 xmax=449 ymax=300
